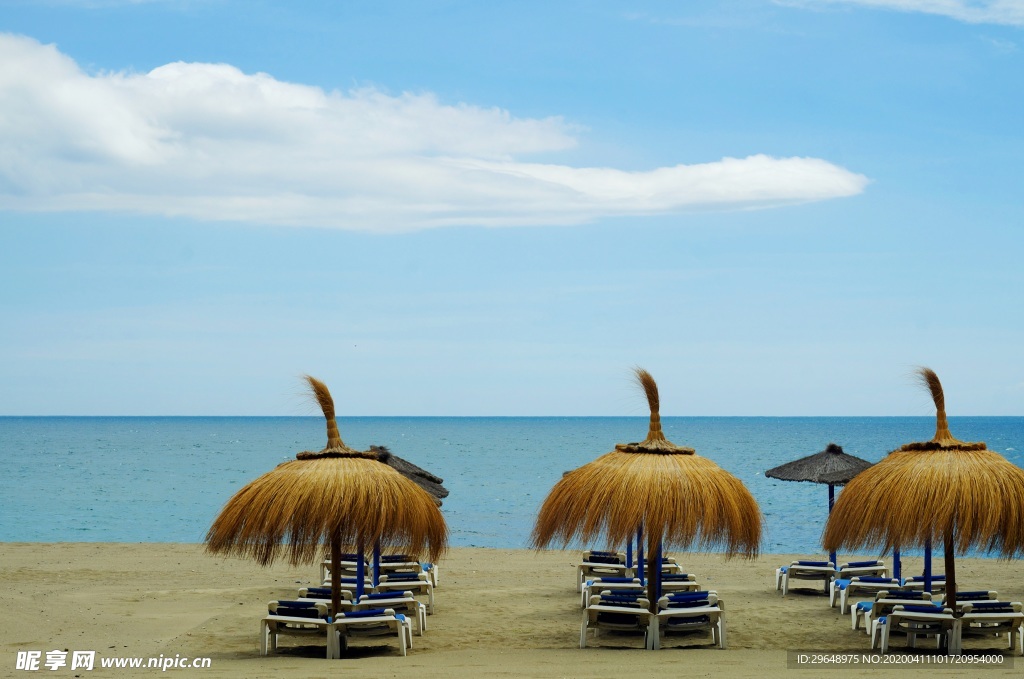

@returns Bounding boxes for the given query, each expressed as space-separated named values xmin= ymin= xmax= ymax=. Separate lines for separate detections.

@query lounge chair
xmin=837 ymin=560 xmax=887 ymax=578
xmin=943 ymin=590 xmax=997 ymax=606
xmin=577 ymin=550 xmax=631 ymax=592
xmin=581 ymin=576 xmax=644 ymax=608
xmin=580 ymin=594 xmax=654 ymax=649
xmin=660 ymin=573 xmax=701 ymax=594
xmin=901 ymin=575 xmax=947 ymax=592
xmin=776 ymin=560 xmax=835 ymax=596
xmin=376 ymin=572 xmax=435 ymax=615
xmin=296 ymin=587 xmax=355 ymax=616
xmin=649 ymin=591 xmax=725 ymax=650
xmin=260 ymin=600 xmax=337 ymax=659
xmin=832 ymin=576 xmax=902 ymax=614
xmin=879 ymin=604 xmax=957 ymax=655
xmin=320 ymin=553 xmax=370 ymax=584
xmin=333 ymin=607 xmax=412 ymax=657
xmin=955 ymin=601 xmax=1024 ymax=655
xmin=356 ymin=591 xmax=426 ymax=635
xmin=852 ymin=592 xmax=935 ymax=650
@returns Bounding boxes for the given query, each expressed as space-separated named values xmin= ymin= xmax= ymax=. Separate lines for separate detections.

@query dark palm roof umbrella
xmin=206 ymin=376 xmax=447 ymax=622
xmin=765 ymin=443 xmax=873 ymax=565
xmin=371 ymin=445 xmax=449 ymax=505
xmin=531 ymin=368 xmax=762 ymax=611
xmin=823 ymin=367 xmax=1024 ymax=609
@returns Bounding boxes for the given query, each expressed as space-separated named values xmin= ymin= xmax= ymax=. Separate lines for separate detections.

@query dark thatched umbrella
xmin=206 ymin=376 xmax=448 ymax=622
xmin=371 ymin=445 xmax=449 ymax=506
xmin=532 ymin=368 xmax=762 ymax=611
xmin=823 ymin=367 xmax=1024 ymax=610
xmin=765 ymin=443 xmax=873 ymax=565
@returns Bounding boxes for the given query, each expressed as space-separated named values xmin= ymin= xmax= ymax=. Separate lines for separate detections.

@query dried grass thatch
xmin=532 ymin=369 xmax=761 ymax=608
xmin=206 ymin=376 xmax=447 ymax=616
xmin=765 ymin=443 xmax=873 ymax=485
xmin=372 ymin=445 xmax=449 ymax=505
xmin=823 ymin=367 xmax=1024 ymax=609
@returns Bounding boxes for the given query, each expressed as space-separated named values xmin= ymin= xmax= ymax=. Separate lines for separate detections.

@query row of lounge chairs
xmin=779 ymin=558 xmax=1024 ymax=656
xmin=577 ymin=550 xmax=725 ymax=650
xmin=261 ymin=554 xmax=438 ymax=659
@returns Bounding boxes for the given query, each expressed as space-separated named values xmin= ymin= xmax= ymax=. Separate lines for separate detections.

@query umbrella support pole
xmin=645 ymin=535 xmax=662 ymax=614
xmin=828 ymin=484 xmax=837 ymax=566
xmin=944 ymin=533 xmax=957 ymax=611
xmin=330 ymin=532 xmax=341 ymax=627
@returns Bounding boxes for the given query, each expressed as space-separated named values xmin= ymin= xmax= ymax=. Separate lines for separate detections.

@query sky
xmin=0 ymin=0 xmax=1022 ymax=416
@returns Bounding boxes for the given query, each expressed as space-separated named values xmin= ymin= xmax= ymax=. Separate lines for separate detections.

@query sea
xmin=2 ymin=416 xmax=1021 ymax=557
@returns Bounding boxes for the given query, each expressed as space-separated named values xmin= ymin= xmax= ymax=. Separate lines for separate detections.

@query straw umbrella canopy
xmin=765 ymin=443 xmax=873 ymax=564
xmin=531 ymin=368 xmax=762 ymax=611
xmin=371 ymin=445 xmax=449 ymax=505
xmin=205 ymin=376 xmax=447 ymax=620
xmin=823 ymin=368 xmax=1024 ymax=610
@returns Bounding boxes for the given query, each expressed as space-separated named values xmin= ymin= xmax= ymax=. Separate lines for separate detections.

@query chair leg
xmin=580 ymin=618 xmax=589 ymax=649
xmin=259 ymin=620 xmax=269 ymax=656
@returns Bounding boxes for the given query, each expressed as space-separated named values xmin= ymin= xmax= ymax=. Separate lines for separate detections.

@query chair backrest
xmin=380 ymin=572 xmax=426 ymax=583
xmin=268 ymin=600 xmax=329 ymax=619
xmin=794 ymin=560 xmax=834 ymax=568
xmin=340 ymin=607 xmax=396 ymax=619
xmin=584 ymin=550 xmax=626 ymax=565
xmin=299 ymin=586 xmax=354 ymax=601
xmin=854 ymin=576 xmax=899 ymax=584
xmin=946 ymin=590 xmax=997 ymax=604
xmin=960 ymin=601 xmax=1022 ymax=615
xmin=659 ymin=593 xmax=719 ymax=610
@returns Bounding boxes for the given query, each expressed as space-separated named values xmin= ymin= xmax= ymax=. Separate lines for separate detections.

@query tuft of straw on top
xmin=897 ymin=367 xmax=984 ymax=452
xmin=297 ymin=375 xmax=375 ymax=460
xmin=615 ymin=368 xmax=694 ymax=454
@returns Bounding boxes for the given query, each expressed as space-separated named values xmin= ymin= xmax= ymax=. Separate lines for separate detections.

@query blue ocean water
xmin=1 ymin=417 xmax=1021 ymax=556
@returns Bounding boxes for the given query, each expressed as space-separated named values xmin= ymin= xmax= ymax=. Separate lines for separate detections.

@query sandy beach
xmin=3 ymin=543 xmax=1021 ymax=678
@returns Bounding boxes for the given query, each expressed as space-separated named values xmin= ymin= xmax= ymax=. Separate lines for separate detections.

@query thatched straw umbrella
xmin=206 ymin=376 xmax=447 ymax=621
xmin=823 ymin=368 xmax=1024 ymax=610
xmin=531 ymin=368 xmax=762 ymax=610
xmin=372 ymin=445 xmax=449 ymax=506
xmin=766 ymin=443 xmax=873 ymax=565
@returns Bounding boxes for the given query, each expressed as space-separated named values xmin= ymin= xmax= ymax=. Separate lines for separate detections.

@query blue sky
xmin=1 ymin=0 xmax=1022 ymax=415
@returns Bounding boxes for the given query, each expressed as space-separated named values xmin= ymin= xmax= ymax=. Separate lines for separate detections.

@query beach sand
xmin=2 ymin=543 xmax=1020 ymax=678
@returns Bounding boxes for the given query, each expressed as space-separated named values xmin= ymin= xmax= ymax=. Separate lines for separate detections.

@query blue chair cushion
xmin=796 ymin=560 xmax=831 ymax=567
xmin=667 ymin=591 xmax=711 ymax=601
xmin=834 ymin=579 xmax=851 ymax=590
xmin=595 ymin=577 xmax=635 ymax=583
xmin=956 ymin=591 xmax=994 ymax=599
xmin=588 ymin=555 xmax=623 ymax=564
xmin=968 ymin=602 xmax=1013 ymax=611
xmin=666 ymin=599 xmax=710 ymax=609
xmin=304 ymin=587 xmax=332 ymax=598
xmin=362 ymin=593 xmax=402 ymax=601
xmin=845 ymin=560 xmax=882 ymax=568
xmin=342 ymin=608 xmax=388 ymax=618
xmin=855 ymin=602 xmax=872 ymax=612
xmin=662 ymin=574 xmax=692 ymax=581
xmin=905 ymin=575 xmax=945 ymax=581
xmin=600 ymin=595 xmax=642 ymax=605
xmin=856 ymin=577 xmax=896 ymax=583
xmin=899 ymin=604 xmax=943 ymax=614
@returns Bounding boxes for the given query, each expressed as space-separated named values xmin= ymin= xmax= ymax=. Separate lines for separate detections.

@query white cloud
xmin=782 ymin=0 xmax=1024 ymax=26
xmin=0 ymin=34 xmax=868 ymax=232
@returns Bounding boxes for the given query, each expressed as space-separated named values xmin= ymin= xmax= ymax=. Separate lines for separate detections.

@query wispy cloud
xmin=0 ymin=34 xmax=868 ymax=232
xmin=781 ymin=0 xmax=1024 ymax=27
